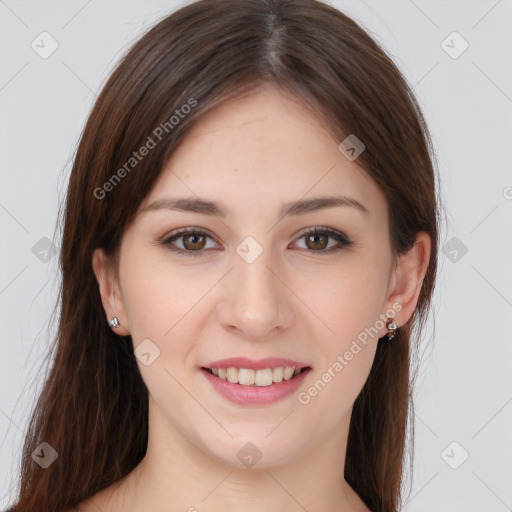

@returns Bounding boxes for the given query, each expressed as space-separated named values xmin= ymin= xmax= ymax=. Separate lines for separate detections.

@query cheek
xmin=120 ymin=247 xmax=205 ymax=339
xmin=120 ymin=261 xmax=204 ymax=398
xmin=297 ymin=271 xmax=383 ymax=421
xmin=295 ymin=254 xmax=388 ymax=390
xmin=296 ymin=253 xmax=390 ymax=335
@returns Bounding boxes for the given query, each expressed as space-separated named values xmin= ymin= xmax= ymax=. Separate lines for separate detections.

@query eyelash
xmin=160 ymin=226 xmax=352 ymax=257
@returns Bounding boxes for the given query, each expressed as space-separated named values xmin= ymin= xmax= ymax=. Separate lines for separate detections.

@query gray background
xmin=1 ymin=1 xmax=511 ymax=510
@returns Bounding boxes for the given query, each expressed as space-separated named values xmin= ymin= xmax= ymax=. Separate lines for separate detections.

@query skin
xmin=85 ymin=83 xmax=431 ymax=512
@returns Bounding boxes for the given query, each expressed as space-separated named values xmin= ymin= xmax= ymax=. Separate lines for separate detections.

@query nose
xmin=216 ymin=252 xmax=294 ymax=340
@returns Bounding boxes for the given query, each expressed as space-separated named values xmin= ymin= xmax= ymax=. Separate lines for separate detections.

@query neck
xmin=104 ymin=398 xmax=370 ymax=512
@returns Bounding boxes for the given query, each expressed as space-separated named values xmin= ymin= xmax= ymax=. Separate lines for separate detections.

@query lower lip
xmin=201 ymin=367 xmax=312 ymax=406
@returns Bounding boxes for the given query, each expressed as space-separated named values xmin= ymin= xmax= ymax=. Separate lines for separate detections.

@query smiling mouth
xmin=202 ymin=366 xmax=311 ymax=387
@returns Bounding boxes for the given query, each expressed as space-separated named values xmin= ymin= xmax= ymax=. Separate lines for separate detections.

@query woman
xmin=8 ymin=0 xmax=439 ymax=511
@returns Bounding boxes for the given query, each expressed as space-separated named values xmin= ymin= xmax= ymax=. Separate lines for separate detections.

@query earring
xmin=386 ymin=318 xmax=398 ymax=340
xmin=109 ymin=317 xmax=120 ymax=328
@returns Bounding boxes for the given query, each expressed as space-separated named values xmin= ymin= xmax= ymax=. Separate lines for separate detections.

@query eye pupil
xmin=183 ymin=233 xmax=206 ymax=250
xmin=307 ymin=233 xmax=328 ymax=250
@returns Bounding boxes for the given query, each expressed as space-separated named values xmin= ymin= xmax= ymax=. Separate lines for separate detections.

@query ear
xmin=92 ymin=248 xmax=131 ymax=336
xmin=381 ymin=231 xmax=431 ymax=331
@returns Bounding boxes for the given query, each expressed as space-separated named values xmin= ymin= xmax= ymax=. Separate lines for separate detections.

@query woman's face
xmin=99 ymin=84 xmax=401 ymax=468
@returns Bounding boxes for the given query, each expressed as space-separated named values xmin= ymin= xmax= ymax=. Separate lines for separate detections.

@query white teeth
xmin=238 ymin=368 xmax=255 ymax=385
xmin=209 ymin=365 xmax=306 ymax=386
xmin=283 ymin=367 xmax=295 ymax=380
xmin=272 ymin=367 xmax=283 ymax=383
xmin=255 ymin=368 xmax=273 ymax=386
xmin=226 ymin=367 xmax=238 ymax=384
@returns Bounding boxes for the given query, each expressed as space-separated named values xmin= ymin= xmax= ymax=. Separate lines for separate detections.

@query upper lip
xmin=203 ymin=357 xmax=311 ymax=371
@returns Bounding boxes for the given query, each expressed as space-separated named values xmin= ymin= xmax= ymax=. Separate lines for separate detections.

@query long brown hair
xmin=8 ymin=1 xmax=439 ymax=511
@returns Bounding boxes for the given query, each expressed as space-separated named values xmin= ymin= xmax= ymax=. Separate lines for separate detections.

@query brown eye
xmin=182 ymin=233 xmax=207 ymax=251
xmin=305 ymin=232 xmax=328 ymax=251
xmin=292 ymin=227 xmax=352 ymax=255
xmin=161 ymin=228 xmax=217 ymax=257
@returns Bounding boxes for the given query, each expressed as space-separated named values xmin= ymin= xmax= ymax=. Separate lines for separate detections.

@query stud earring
xmin=386 ymin=318 xmax=398 ymax=340
xmin=109 ymin=317 xmax=120 ymax=328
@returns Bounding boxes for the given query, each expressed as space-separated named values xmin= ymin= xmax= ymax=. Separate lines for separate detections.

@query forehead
xmin=140 ymin=85 xmax=387 ymax=222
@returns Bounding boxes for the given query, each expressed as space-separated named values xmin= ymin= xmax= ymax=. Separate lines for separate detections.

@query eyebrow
xmin=143 ymin=195 xmax=369 ymax=218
